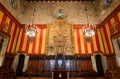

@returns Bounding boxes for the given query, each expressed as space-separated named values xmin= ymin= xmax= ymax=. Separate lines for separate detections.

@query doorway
xmin=95 ymin=54 xmax=104 ymax=76
xmin=16 ymin=54 xmax=25 ymax=76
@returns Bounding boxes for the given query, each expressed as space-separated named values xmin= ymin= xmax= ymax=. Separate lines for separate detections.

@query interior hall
xmin=0 ymin=0 xmax=120 ymax=79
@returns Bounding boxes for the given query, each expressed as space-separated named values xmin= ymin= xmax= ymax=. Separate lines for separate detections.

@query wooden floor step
xmin=17 ymin=77 xmax=106 ymax=79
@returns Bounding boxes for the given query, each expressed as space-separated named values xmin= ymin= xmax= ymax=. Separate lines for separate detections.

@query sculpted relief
xmin=46 ymin=19 xmax=74 ymax=55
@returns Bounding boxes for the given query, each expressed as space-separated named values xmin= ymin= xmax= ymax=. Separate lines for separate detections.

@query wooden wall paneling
xmin=44 ymin=60 xmax=50 ymax=72
xmin=105 ymin=55 xmax=120 ymax=79
xmin=85 ymin=60 xmax=88 ymax=71
xmin=65 ymin=60 xmax=70 ymax=71
xmin=27 ymin=59 xmax=40 ymax=75
xmin=106 ymin=55 xmax=117 ymax=70
xmin=81 ymin=60 xmax=85 ymax=71
xmin=70 ymin=60 xmax=76 ymax=71
xmin=77 ymin=60 xmax=82 ymax=72
xmin=88 ymin=60 xmax=90 ymax=71
xmin=86 ymin=60 xmax=89 ymax=71
xmin=25 ymin=54 xmax=96 ymax=77
xmin=49 ymin=60 xmax=55 ymax=71
xmin=3 ymin=54 xmax=15 ymax=69
xmin=38 ymin=60 xmax=44 ymax=73
xmin=88 ymin=60 xmax=93 ymax=71
xmin=0 ymin=54 xmax=16 ymax=79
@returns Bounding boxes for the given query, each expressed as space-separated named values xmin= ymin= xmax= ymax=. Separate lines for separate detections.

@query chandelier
xmin=25 ymin=4 xmax=39 ymax=41
xmin=25 ymin=24 xmax=38 ymax=37
xmin=83 ymin=24 xmax=96 ymax=37
xmin=83 ymin=3 xmax=96 ymax=42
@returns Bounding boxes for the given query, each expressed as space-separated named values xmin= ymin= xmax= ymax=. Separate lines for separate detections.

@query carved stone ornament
xmin=110 ymin=22 xmax=119 ymax=35
xmin=54 ymin=9 xmax=66 ymax=19
xmin=9 ymin=0 xmax=18 ymax=9
xmin=46 ymin=19 xmax=74 ymax=55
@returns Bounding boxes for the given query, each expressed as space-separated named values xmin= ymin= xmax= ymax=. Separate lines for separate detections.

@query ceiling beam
xmin=25 ymin=0 xmax=95 ymax=2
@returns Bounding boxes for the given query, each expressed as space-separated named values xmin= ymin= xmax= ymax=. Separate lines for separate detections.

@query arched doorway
xmin=95 ymin=54 xmax=104 ymax=76
xmin=16 ymin=54 xmax=25 ymax=76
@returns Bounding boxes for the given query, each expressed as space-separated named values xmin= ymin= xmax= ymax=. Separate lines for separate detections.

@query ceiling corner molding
xmin=0 ymin=3 xmax=22 ymax=27
xmin=99 ymin=4 xmax=120 ymax=28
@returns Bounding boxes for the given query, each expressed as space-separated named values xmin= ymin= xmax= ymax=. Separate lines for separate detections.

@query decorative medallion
xmin=54 ymin=9 xmax=66 ymax=19
xmin=104 ymin=0 xmax=113 ymax=8
xmin=9 ymin=0 xmax=18 ymax=9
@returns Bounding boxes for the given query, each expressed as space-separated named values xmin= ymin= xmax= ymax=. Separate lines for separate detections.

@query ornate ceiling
xmin=25 ymin=0 xmax=95 ymax=2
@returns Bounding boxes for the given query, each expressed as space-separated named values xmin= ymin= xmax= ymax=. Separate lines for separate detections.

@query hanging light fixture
xmin=25 ymin=4 xmax=39 ymax=42
xmin=83 ymin=3 xmax=96 ymax=42
xmin=25 ymin=24 xmax=38 ymax=37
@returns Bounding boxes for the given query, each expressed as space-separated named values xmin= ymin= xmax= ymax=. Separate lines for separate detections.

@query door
xmin=16 ymin=54 xmax=25 ymax=76
xmin=95 ymin=55 xmax=104 ymax=76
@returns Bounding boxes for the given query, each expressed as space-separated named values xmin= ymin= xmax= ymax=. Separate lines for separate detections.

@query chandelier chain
xmin=25 ymin=3 xmax=39 ymax=42
xmin=83 ymin=3 xmax=96 ymax=43
xmin=84 ymin=3 xmax=89 ymax=25
xmin=31 ymin=4 xmax=36 ymax=24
